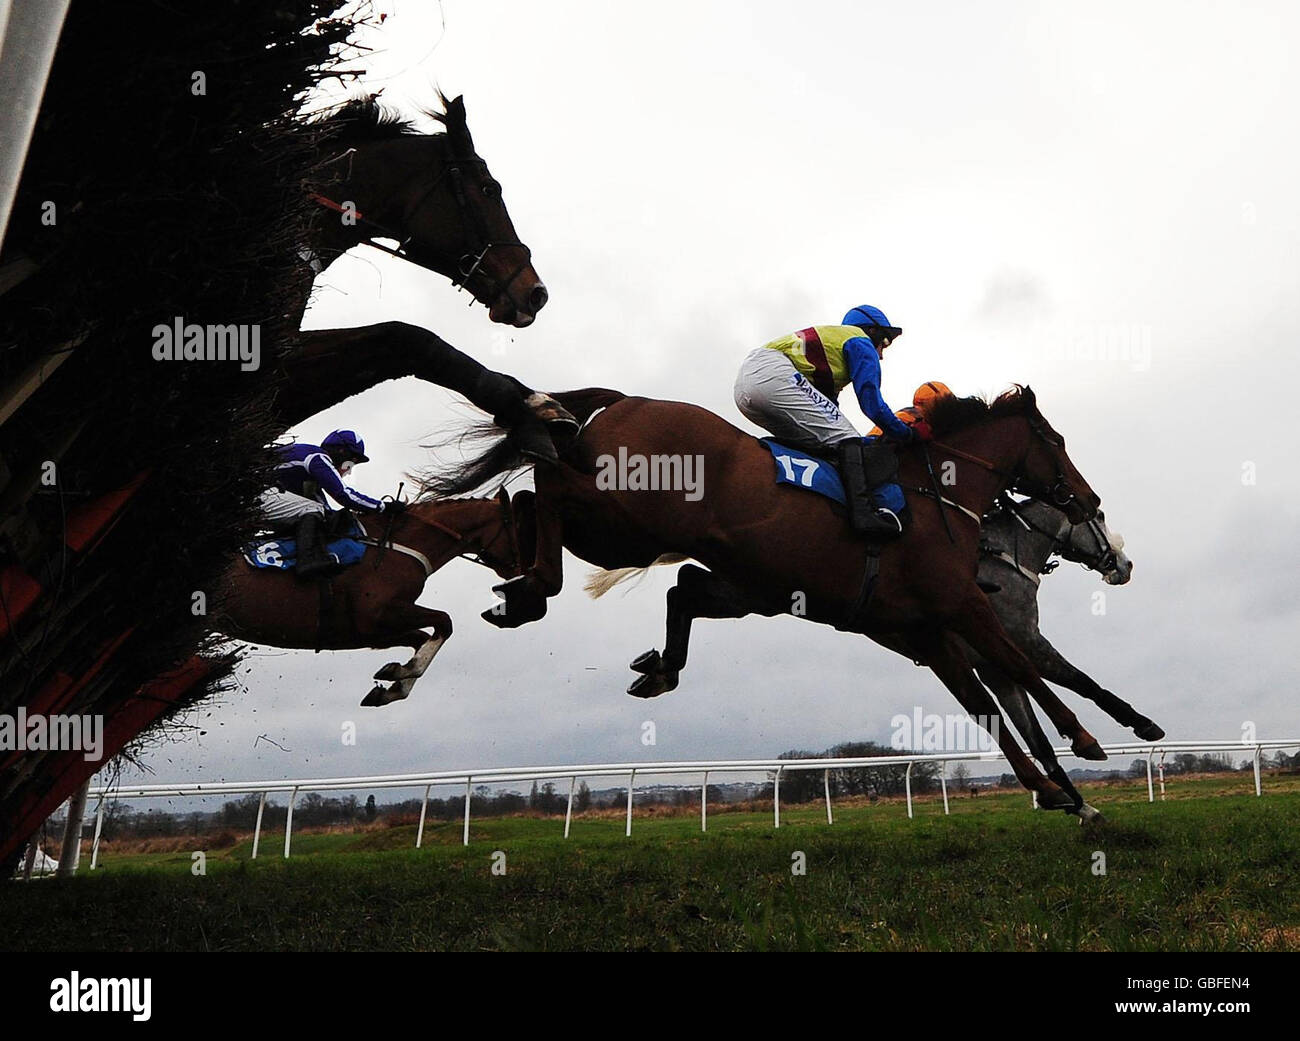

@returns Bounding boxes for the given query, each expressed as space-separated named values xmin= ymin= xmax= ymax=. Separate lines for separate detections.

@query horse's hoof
xmin=1134 ymin=721 xmax=1165 ymax=741
xmin=627 ymin=672 xmax=672 ymax=699
xmin=1072 ymin=803 xmax=1105 ymax=825
xmin=1072 ymin=737 xmax=1108 ymax=761
xmin=361 ymin=684 xmax=388 ymax=707
xmin=629 ymin=649 xmax=661 ymax=674
xmin=374 ymin=662 xmax=404 ymax=681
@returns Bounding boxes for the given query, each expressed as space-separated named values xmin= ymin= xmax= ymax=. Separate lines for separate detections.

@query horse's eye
xmin=482 ymin=181 xmax=500 ymax=198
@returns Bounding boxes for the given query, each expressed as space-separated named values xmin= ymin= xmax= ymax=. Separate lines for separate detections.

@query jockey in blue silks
xmin=734 ymin=304 xmax=932 ymax=538
xmin=260 ymin=429 xmax=400 ymax=578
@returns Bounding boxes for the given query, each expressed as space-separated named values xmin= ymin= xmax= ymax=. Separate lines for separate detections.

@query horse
xmin=216 ymin=493 xmax=526 ymax=705
xmin=274 ymin=95 xmax=563 ymax=440
xmin=424 ymin=386 xmax=1110 ymax=814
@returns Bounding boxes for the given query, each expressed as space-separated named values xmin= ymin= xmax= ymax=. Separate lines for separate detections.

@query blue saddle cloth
xmin=242 ymin=514 xmax=367 ymax=571
xmin=759 ymin=438 xmax=905 ymax=513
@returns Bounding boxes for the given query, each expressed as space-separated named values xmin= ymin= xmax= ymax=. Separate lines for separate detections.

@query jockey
xmin=260 ymin=429 xmax=399 ymax=579
xmin=734 ymin=305 xmax=931 ymax=538
xmin=867 ymin=380 xmax=953 ymax=436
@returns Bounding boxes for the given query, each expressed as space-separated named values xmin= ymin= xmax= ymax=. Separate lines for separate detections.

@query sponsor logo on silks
xmin=151 ymin=316 xmax=261 ymax=371
xmin=0 ymin=709 xmax=103 ymax=762
xmin=594 ymin=448 xmax=705 ymax=502
xmin=890 ymin=708 xmax=1000 ymax=752
xmin=49 ymin=972 xmax=151 ymax=1022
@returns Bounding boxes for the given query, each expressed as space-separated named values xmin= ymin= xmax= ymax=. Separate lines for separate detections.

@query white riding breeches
xmin=733 ymin=347 xmax=860 ymax=451
xmin=259 ymin=489 xmax=326 ymax=530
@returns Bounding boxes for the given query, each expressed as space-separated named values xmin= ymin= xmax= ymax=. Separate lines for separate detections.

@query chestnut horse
xmin=426 ymin=387 xmax=1108 ymax=814
xmin=216 ymin=493 xmax=527 ymax=706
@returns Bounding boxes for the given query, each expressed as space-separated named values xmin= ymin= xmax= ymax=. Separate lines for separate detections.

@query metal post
xmin=940 ymin=762 xmax=950 ymax=816
xmin=1146 ymin=748 xmax=1155 ymax=803
xmin=1157 ymin=753 xmax=1167 ymax=802
xmin=564 ymin=775 xmax=575 ymax=838
xmin=1253 ymin=745 xmax=1263 ymax=796
xmin=463 ymin=776 xmax=472 ymax=847
xmin=701 ymin=771 xmax=709 ymax=833
xmin=773 ymin=766 xmax=783 ymax=829
xmin=1031 ymin=790 xmax=1038 ymax=809
xmin=905 ymin=762 xmax=914 ymax=820
xmin=283 ymin=787 xmax=299 ymax=859
xmin=823 ymin=769 xmax=833 ymax=825
xmin=57 ymin=779 xmax=90 ymax=877
xmin=251 ymin=791 xmax=267 ymax=860
xmin=416 ymin=785 xmax=431 ymax=848
xmin=89 ymin=795 xmax=105 ymax=869
xmin=625 ymin=770 xmax=635 ymax=837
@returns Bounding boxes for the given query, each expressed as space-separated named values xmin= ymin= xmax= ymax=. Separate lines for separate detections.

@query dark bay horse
xmin=276 ymin=95 xmax=566 ymax=442
xmin=426 ymin=387 xmax=1108 ymax=813
xmin=217 ymin=494 xmax=524 ymax=706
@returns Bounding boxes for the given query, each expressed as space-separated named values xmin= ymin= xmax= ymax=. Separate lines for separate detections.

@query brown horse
xmin=216 ymin=493 xmax=526 ymax=706
xmin=426 ymin=386 xmax=1108 ymax=813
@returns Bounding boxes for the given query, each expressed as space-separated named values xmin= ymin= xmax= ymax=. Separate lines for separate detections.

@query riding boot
xmin=838 ymin=440 xmax=904 ymax=539
xmin=294 ymin=514 xmax=334 ymax=580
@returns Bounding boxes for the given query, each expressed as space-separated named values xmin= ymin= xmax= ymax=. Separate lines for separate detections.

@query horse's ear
xmin=495 ymin=485 xmax=510 ymax=509
xmin=445 ymin=94 xmax=473 ymax=151
xmin=1022 ymin=385 xmax=1036 ymax=409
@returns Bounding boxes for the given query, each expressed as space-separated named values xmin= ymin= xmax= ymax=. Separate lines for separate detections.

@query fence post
xmin=940 ymin=762 xmax=951 ymax=816
xmin=283 ymin=787 xmax=299 ymax=859
xmin=905 ymin=762 xmax=914 ymax=820
xmin=773 ymin=766 xmax=783 ymax=829
xmin=416 ymin=784 xmax=431 ymax=848
xmin=824 ymin=769 xmax=833 ymax=825
xmin=701 ymin=771 xmax=708 ymax=833
xmin=89 ymin=794 xmax=106 ymax=870
xmin=57 ymin=779 xmax=90 ymax=877
xmin=1145 ymin=748 xmax=1155 ymax=803
xmin=463 ymin=776 xmax=472 ymax=847
xmin=1158 ymin=753 xmax=1167 ymax=801
xmin=625 ymin=770 xmax=636 ymax=837
xmin=1253 ymin=745 xmax=1263 ymax=796
xmin=564 ymin=775 xmax=576 ymax=838
xmin=251 ymin=791 xmax=267 ymax=860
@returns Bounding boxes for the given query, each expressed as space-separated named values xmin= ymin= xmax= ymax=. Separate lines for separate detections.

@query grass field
xmin=4 ymin=774 xmax=1298 ymax=952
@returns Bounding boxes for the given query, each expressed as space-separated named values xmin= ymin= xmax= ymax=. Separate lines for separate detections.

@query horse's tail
xmin=584 ymin=553 xmax=689 ymax=599
xmin=417 ymin=388 xmax=629 ymax=499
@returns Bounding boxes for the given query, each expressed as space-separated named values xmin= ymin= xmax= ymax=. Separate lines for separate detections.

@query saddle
xmin=243 ymin=512 xmax=366 ymax=573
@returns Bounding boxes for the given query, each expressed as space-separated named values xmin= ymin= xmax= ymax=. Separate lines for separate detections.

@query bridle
xmin=909 ymin=410 xmax=1091 ymax=543
xmin=993 ymin=494 xmax=1120 ymax=580
xmin=309 ymin=151 xmax=534 ymax=313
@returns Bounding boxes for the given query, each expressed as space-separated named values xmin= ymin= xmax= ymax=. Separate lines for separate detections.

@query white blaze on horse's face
xmin=1099 ymin=515 xmax=1133 ymax=586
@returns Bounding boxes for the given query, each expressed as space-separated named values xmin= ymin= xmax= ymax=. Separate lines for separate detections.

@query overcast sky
xmin=120 ymin=0 xmax=1299 ymax=805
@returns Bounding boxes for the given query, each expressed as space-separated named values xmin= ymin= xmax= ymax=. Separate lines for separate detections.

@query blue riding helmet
xmin=843 ymin=304 xmax=897 ymax=331
xmin=322 ymin=429 xmax=369 ymax=463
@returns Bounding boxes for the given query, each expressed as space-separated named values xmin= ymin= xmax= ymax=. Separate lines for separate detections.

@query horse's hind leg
xmin=629 ymin=564 xmax=763 ymax=698
xmin=362 ymin=606 xmax=453 ymax=707
xmin=918 ymin=631 xmax=1077 ymax=811
xmin=1021 ymin=631 xmax=1165 ymax=741
xmin=950 ymin=593 xmax=1107 ymax=761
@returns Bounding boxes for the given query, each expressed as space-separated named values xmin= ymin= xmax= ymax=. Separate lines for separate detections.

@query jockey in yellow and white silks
xmin=734 ymin=305 xmax=930 ymax=538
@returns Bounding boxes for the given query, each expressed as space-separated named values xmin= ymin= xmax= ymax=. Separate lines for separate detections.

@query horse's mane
xmin=926 ymin=385 xmax=1037 ymax=436
xmin=308 ymin=92 xmax=459 ymax=140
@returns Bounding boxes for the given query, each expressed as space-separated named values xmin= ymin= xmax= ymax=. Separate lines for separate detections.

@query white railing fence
xmin=80 ymin=738 xmax=1300 ymax=867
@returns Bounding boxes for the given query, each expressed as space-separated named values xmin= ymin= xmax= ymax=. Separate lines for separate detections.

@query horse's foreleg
xmin=1021 ymin=631 xmax=1165 ymax=741
xmin=974 ymin=662 xmax=1102 ymax=821
xmin=950 ymin=593 xmax=1107 ymax=761
xmin=362 ymin=607 xmax=453 ymax=707
xmin=917 ymin=631 xmax=1077 ymax=811
xmin=629 ymin=564 xmax=763 ymax=698
xmin=481 ymin=471 xmax=569 ymax=629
